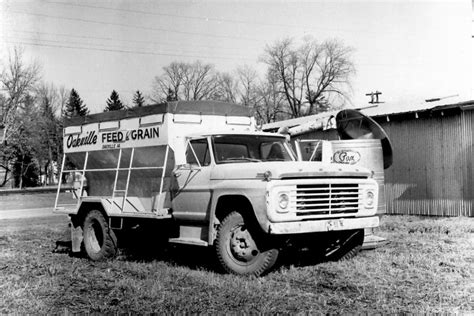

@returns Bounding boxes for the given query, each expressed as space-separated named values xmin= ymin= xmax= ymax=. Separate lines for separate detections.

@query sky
xmin=0 ymin=0 xmax=472 ymax=114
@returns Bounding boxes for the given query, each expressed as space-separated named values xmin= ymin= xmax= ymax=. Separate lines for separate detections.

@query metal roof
xmin=65 ymin=101 xmax=252 ymax=127
xmin=361 ymin=99 xmax=474 ymax=118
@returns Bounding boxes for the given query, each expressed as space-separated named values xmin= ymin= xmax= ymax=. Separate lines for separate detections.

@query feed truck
xmin=55 ymin=101 xmax=379 ymax=276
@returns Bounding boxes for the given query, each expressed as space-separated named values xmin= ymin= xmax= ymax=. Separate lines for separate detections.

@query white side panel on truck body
xmin=55 ymin=101 xmax=255 ymax=218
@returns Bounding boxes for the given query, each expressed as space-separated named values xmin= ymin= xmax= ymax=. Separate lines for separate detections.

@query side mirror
xmin=176 ymin=163 xmax=201 ymax=171
xmin=176 ymin=163 xmax=191 ymax=170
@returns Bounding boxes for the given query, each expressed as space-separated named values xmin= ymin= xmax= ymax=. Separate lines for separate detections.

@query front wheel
xmin=83 ymin=210 xmax=118 ymax=261
xmin=215 ymin=211 xmax=279 ymax=276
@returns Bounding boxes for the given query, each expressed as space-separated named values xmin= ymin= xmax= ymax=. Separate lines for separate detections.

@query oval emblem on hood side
xmin=333 ymin=150 xmax=361 ymax=165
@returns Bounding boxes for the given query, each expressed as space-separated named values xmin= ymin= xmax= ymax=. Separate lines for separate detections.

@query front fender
xmin=208 ymin=180 xmax=270 ymax=242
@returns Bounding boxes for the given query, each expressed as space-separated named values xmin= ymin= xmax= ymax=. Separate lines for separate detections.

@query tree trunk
xmin=0 ymin=167 xmax=8 ymax=187
xmin=48 ymin=145 xmax=53 ymax=185
xmin=19 ymin=164 xmax=23 ymax=189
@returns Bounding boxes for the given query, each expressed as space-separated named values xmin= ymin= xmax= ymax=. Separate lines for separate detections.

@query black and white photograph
xmin=0 ymin=0 xmax=472 ymax=313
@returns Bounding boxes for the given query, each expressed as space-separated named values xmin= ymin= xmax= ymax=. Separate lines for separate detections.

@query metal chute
xmin=336 ymin=109 xmax=393 ymax=169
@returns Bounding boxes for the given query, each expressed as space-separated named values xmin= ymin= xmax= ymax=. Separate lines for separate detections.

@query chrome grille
xmin=295 ymin=183 xmax=361 ymax=216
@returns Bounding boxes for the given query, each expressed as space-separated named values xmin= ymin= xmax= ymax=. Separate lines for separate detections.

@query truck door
xmin=171 ymin=138 xmax=212 ymax=223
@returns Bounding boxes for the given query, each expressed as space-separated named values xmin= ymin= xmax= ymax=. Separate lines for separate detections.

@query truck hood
xmin=210 ymin=161 xmax=371 ymax=180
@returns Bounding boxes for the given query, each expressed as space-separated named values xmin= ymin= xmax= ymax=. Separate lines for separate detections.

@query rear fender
xmin=69 ymin=199 xmax=109 ymax=253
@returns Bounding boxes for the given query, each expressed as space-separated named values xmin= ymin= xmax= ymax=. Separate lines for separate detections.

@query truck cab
xmin=55 ymin=101 xmax=379 ymax=276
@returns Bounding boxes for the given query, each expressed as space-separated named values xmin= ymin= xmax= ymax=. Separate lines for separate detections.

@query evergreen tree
xmin=132 ymin=90 xmax=145 ymax=107
xmin=64 ymin=88 xmax=89 ymax=119
xmin=104 ymin=90 xmax=124 ymax=112
xmin=166 ymin=87 xmax=178 ymax=102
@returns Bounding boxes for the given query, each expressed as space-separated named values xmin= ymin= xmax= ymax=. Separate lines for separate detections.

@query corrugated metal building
xmin=368 ymin=100 xmax=474 ymax=217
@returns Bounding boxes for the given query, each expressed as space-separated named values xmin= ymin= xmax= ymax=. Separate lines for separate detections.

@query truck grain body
xmin=55 ymin=101 xmax=379 ymax=276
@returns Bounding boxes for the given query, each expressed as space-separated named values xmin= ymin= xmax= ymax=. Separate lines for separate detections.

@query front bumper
xmin=267 ymin=216 xmax=379 ymax=234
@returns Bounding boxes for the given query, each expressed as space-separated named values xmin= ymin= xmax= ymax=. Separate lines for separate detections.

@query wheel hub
xmin=230 ymin=226 xmax=259 ymax=262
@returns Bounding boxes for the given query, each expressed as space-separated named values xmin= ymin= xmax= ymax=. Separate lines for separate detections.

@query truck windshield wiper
xmin=220 ymin=157 xmax=262 ymax=163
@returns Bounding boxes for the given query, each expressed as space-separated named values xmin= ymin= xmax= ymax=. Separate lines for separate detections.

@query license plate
xmin=326 ymin=219 xmax=344 ymax=231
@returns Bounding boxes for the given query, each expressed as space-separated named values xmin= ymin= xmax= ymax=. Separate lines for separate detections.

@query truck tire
xmin=324 ymin=229 xmax=364 ymax=261
xmin=215 ymin=211 xmax=278 ymax=276
xmin=83 ymin=210 xmax=118 ymax=261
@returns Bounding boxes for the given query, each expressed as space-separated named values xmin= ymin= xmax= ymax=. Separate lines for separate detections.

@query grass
xmin=0 ymin=215 xmax=472 ymax=313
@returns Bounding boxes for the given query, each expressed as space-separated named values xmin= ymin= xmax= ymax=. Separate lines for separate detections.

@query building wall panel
xmin=376 ymin=110 xmax=473 ymax=217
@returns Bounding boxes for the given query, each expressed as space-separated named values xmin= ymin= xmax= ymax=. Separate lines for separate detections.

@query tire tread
xmin=215 ymin=211 xmax=278 ymax=276
xmin=83 ymin=210 xmax=118 ymax=261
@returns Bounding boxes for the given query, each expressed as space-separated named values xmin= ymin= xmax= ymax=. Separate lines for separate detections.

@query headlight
xmin=365 ymin=190 xmax=375 ymax=208
xmin=277 ymin=193 xmax=290 ymax=212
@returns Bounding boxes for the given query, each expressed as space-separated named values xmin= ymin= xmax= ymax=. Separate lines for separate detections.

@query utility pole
xmin=365 ymin=91 xmax=383 ymax=104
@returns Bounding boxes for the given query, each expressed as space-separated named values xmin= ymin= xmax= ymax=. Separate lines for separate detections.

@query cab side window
xmin=186 ymin=139 xmax=211 ymax=166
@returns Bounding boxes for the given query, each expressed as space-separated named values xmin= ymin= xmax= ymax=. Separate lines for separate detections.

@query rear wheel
xmin=83 ymin=210 xmax=118 ymax=261
xmin=324 ymin=229 xmax=364 ymax=261
xmin=215 ymin=211 xmax=278 ymax=276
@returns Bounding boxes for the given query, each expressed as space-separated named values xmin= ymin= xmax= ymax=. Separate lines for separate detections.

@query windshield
xmin=212 ymin=135 xmax=294 ymax=164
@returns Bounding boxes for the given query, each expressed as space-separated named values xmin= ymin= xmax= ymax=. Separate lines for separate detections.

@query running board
xmin=168 ymin=238 xmax=208 ymax=247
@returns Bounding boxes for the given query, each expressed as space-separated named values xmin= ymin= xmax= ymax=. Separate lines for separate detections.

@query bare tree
xmin=303 ymin=39 xmax=355 ymax=113
xmin=36 ymin=82 xmax=62 ymax=185
xmin=58 ymin=85 xmax=69 ymax=117
xmin=151 ymin=61 xmax=218 ymax=102
xmin=150 ymin=62 xmax=184 ymax=103
xmin=0 ymin=94 xmax=11 ymax=186
xmin=261 ymin=38 xmax=303 ymax=117
xmin=181 ymin=61 xmax=217 ymax=101
xmin=213 ymin=72 xmax=238 ymax=103
xmin=0 ymin=47 xmax=41 ymax=187
xmin=9 ymin=94 xmax=40 ymax=188
xmin=262 ymin=37 xmax=354 ymax=117
xmin=236 ymin=65 xmax=259 ymax=107
xmin=254 ymin=71 xmax=286 ymax=124
xmin=0 ymin=47 xmax=41 ymax=143
xmin=37 ymin=82 xmax=59 ymax=113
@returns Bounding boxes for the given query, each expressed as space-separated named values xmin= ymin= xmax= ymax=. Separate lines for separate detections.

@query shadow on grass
xmin=53 ymin=227 xmax=367 ymax=274
xmin=54 ymin=236 xmax=336 ymax=275
xmin=120 ymin=242 xmax=220 ymax=273
xmin=277 ymin=248 xmax=327 ymax=268
xmin=54 ymin=230 xmax=221 ymax=273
